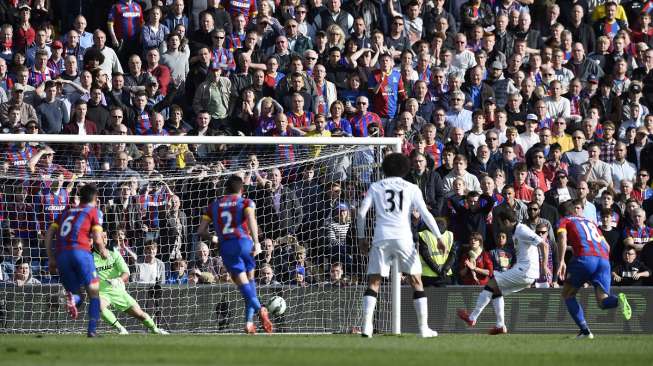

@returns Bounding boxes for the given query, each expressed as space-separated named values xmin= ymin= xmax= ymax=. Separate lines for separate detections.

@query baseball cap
xmin=145 ymin=76 xmax=158 ymax=85
xmin=587 ymin=75 xmax=598 ymax=84
xmin=526 ymin=113 xmax=538 ymax=121
xmin=555 ymin=170 xmax=568 ymax=178
xmin=485 ymin=96 xmax=496 ymax=104
xmin=491 ymin=60 xmax=503 ymax=69
xmin=18 ymin=3 xmax=31 ymax=11
xmin=12 ymin=83 xmax=25 ymax=92
xmin=52 ymin=40 xmax=64 ymax=49
xmin=336 ymin=203 xmax=349 ymax=211
xmin=630 ymin=83 xmax=642 ymax=93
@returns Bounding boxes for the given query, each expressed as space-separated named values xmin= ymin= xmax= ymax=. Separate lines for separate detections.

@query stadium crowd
xmin=1 ymin=0 xmax=653 ymax=288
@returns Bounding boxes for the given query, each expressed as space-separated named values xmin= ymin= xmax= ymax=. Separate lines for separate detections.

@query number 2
xmin=220 ymin=211 xmax=234 ymax=234
xmin=385 ymin=190 xmax=404 ymax=212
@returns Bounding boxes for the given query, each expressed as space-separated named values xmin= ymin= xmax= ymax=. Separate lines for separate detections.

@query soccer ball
xmin=267 ymin=296 xmax=287 ymax=315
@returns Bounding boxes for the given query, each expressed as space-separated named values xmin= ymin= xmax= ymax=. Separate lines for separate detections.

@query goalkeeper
xmin=93 ymin=240 xmax=168 ymax=335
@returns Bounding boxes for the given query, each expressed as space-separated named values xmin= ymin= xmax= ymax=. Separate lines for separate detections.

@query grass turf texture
xmin=1 ymin=334 xmax=651 ymax=366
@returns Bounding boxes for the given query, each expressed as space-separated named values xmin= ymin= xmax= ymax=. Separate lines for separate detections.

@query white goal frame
xmin=0 ymin=134 xmax=404 ymax=335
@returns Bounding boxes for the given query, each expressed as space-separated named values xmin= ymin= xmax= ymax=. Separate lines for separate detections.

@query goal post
xmin=0 ymin=134 xmax=405 ymax=334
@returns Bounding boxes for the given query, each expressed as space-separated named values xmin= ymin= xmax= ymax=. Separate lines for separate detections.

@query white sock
xmin=492 ymin=296 xmax=505 ymax=328
xmin=413 ymin=297 xmax=429 ymax=331
xmin=470 ymin=290 xmax=493 ymax=322
xmin=362 ymin=295 xmax=377 ymax=335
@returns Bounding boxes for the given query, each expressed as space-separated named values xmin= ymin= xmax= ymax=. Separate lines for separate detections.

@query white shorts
xmin=367 ymin=239 xmax=421 ymax=277
xmin=494 ymin=267 xmax=536 ymax=295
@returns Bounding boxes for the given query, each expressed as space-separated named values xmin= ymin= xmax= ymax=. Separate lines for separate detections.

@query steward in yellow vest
xmin=418 ymin=227 xmax=455 ymax=287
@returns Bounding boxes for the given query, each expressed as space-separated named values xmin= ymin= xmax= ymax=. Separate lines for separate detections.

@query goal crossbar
xmin=0 ymin=134 xmax=402 ymax=148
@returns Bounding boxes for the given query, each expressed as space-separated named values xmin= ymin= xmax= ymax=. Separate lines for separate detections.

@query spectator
xmin=0 ymin=83 xmax=38 ymax=125
xmin=133 ymin=241 xmax=166 ymax=285
xmin=10 ymin=258 xmax=40 ymax=286
xmin=623 ymin=208 xmax=653 ymax=253
xmin=405 ymin=151 xmax=445 ymax=216
xmin=1 ymin=238 xmax=25 ymax=278
xmin=458 ymin=232 xmax=493 ymax=286
xmin=325 ymin=262 xmax=351 ymax=287
xmin=189 ymin=242 xmax=224 ymax=281
xmin=166 ymin=258 xmax=189 ymax=285
xmin=612 ymin=248 xmax=650 ymax=286
xmin=417 ymin=217 xmax=455 ymax=287
xmin=258 ymin=263 xmax=280 ymax=286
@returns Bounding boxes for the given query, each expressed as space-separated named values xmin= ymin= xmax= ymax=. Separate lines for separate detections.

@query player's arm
xmin=539 ymin=240 xmax=550 ymax=277
xmin=356 ymin=189 xmax=374 ymax=253
xmin=107 ymin=10 xmax=119 ymax=47
xmin=556 ymin=228 xmax=568 ymax=280
xmin=245 ymin=205 xmax=261 ymax=256
xmin=44 ymin=223 xmax=58 ymax=274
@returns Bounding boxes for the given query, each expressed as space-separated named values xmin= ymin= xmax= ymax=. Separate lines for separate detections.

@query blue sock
xmin=73 ymin=294 xmax=81 ymax=306
xmin=601 ymin=295 xmax=618 ymax=309
xmin=88 ymin=297 xmax=100 ymax=334
xmin=244 ymin=282 xmax=258 ymax=322
xmin=565 ymin=297 xmax=588 ymax=331
xmin=238 ymin=282 xmax=261 ymax=322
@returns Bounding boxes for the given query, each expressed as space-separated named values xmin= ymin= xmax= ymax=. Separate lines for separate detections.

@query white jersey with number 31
xmin=357 ymin=177 xmax=442 ymax=245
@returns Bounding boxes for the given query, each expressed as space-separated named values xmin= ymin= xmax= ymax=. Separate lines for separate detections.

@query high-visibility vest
xmin=419 ymin=230 xmax=453 ymax=278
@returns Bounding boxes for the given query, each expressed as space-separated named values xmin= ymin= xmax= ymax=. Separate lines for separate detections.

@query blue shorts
xmin=56 ymin=250 xmax=98 ymax=293
xmin=219 ymin=238 xmax=255 ymax=275
xmin=566 ymin=256 xmax=611 ymax=294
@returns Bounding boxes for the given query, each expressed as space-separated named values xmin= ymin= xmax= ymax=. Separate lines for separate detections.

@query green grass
xmin=1 ymin=333 xmax=651 ymax=366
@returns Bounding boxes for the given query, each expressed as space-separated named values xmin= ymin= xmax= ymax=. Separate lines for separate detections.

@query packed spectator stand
xmin=1 ymin=0 xmax=653 ymax=289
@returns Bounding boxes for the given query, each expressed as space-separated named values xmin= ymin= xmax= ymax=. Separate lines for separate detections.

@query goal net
xmin=0 ymin=134 xmax=399 ymax=334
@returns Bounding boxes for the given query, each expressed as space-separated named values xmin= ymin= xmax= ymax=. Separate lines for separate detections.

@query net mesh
xmin=0 ymin=136 xmax=395 ymax=334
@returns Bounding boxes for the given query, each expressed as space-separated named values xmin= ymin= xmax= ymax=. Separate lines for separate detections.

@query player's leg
xmin=244 ymin=269 xmax=257 ymax=332
xmin=225 ymin=238 xmax=271 ymax=333
xmin=99 ymin=295 xmax=129 ymax=334
xmin=242 ymin=240 xmax=272 ymax=334
xmin=361 ymin=274 xmax=382 ymax=337
xmin=592 ymin=258 xmax=631 ymax=320
xmin=361 ymin=244 xmax=388 ymax=338
xmin=124 ymin=301 xmax=168 ymax=334
xmin=56 ymin=253 xmax=82 ymax=320
xmin=72 ymin=250 xmax=102 ymax=337
xmin=408 ymin=274 xmax=437 ymax=337
xmin=561 ymin=257 xmax=593 ymax=338
xmin=458 ymin=278 xmax=501 ymax=327
xmin=85 ymin=280 xmax=101 ymax=337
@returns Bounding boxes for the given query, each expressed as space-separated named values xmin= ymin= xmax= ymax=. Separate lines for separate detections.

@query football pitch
xmin=1 ymin=333 xmax=651 ymax=366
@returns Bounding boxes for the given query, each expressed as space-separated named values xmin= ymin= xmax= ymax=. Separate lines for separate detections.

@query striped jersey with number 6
xmin=558 ymin=216 xmax=610 ymax=259
xmin=203 ymin=196 xmax=254 ymax=242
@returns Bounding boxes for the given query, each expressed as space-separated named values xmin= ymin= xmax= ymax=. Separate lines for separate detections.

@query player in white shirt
xmin=356 ymin=153 xmax=444 ymax=338
xmin=457 ymin=210 xmax=547 ymax=334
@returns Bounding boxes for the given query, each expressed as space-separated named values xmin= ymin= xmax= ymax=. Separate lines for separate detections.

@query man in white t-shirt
xmin=457 ymin=210 xmax=546 ymax=334
xmin=357 ymin=153 xmax=444 ymax=338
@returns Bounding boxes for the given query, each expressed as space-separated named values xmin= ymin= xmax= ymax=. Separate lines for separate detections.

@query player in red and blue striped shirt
xmin=36 ymin=174 xmax=69 ymax=232
xmin=221 ymin=0 xmax=258 ymax=24
xmin=368 ymin=53 xmax=405 ymax=120
xmin=108 ymin=0 xmax=144 ymax=43
xmin=198 ymin=175 xmax=272 ymax=334
xmin=350 ymin=96 xmax=382 ymax=137
xmin=556 ymin=199 xmax=631 ymax=339
xmin=44 ymin=184 xmax=108 ymax=337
